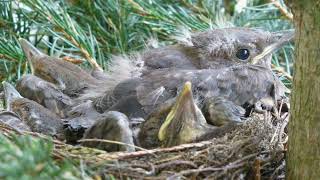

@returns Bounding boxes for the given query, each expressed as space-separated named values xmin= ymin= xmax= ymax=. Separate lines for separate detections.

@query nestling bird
xmin=95 ymin=28 xmax=291 ymax=114
xmin=2 ymin=82 xmax=65 ymax=139
xmin=0 ymin=111 xmax=30 ymax=132
xmin=19 ymin=39 xmax=102 ymax=97
xmin=95 ymin=28 xmax=293 ymax=147
xmin=16 ymin=74 xmax=73 ymax=118
xmin=3 ymin=27 xmax=293 ymax=151
xmin=81 ymin=111 xmax=135 ymax=152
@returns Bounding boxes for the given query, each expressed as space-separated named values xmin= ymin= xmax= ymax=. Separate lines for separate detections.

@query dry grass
xmin=0 ymin=105 xmax=289 ymax=179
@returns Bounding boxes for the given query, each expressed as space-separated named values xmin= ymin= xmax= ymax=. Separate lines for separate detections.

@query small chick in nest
xmin=94 ymin=110 xmax=288 ymax=179
xmin=1 ymin=27 xmax=293 ymax=153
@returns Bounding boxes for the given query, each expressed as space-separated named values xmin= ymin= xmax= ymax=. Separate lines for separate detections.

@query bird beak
xmin=19 ymin=38 xmax=44 ymax=74
xmin=251 ymin=30 xmax=295 ymax=64
xmin=2 ymin=82 xmax=22 ymax=111
xmin=158 ymin=81 xmax=213 ymax=147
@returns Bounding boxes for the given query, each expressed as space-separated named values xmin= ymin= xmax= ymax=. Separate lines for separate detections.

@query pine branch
xmin=0 ymin=134 xmax=82 ymax=179
xmin=0 ymin=0 xmax=294 ymax=86
xmin=270 ymin=0 xmax=293 ymax=20
xmin=0 ymin=37 xmax=25 ymax=63
xmin=21 ymin=0 xmax=103 ymax=71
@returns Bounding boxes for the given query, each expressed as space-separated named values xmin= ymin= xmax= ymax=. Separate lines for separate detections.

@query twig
xmin=181 ymin=0 xmax=207 ymax=15
xmin=169 ymin=162 xmax=246 ymax=179
xmin=0 ymin=54 xmax=18 ymax=62
xmin=271 ymin=161 xmax=285 ymax=179
xmin=278 ymin=98 xmax=284 ymax=115
xmin=231 ymin=168 xmax=245 ymax=180
xmin=62 ymin=56 xmax=85 ymax=64
xmin=270 ymin=119 xmax=281 ymax=144
xmin=78 ymin=139 xmax=146 ymax=152
xmin=155 ymin=160 xmax=197 ymax=171
xmin=168 ymin=153 xmax=258 ymax=179
xmin=133 ymin=162 xmax=156 ymax=176
xmin=228 ymin=153 xmax=258 ymax=166
xmin=62 ymin=31 xmax=103 ymax=71
xmin=271 ymin=64 xmax=292 ymax=80
xmin=253 ymin=158 xmax=261 ymax=180
xmin=270 ymin=0 xmax=293 ymax=20
xmin=78 ymin=138 xmax=156 ymax=157
xmin=279 ymin=113 xmax=289 ymax=144
xmin=100 ymin=140 xmax=213 ymax=160
xmin=155 ymin=154 xmax=183 ymax=164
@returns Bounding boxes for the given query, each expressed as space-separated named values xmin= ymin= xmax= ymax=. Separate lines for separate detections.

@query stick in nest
xmin=78 ymin=138 xmax=156 ymax=157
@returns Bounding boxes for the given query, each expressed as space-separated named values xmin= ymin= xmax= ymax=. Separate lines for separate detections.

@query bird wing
xmin=142 ymin=45 xmax=199 ymax=72
xmin=212 ymin=65 xmax=280 ymax=106
xmin=136 ymin=65 xmax=283 ymax=114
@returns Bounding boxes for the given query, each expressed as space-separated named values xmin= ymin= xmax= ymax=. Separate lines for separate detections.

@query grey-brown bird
xmin=3 ymin=81 xmax=135 ymax=152
xmin=11 ymin=40 xmax=137 ymax=149
xmin=142 ymin=28 xmax=293 ymax=71
xmin=0 ymin=111 xmax=31 ymax=132
xmin=2 ymin=82 xmax=65 ymax=139
xmin=19 ymin=39 xmax=103 ymax=97
xmin=15 ymin=27 xmax=293 ymax=150
xmin=95 ymin=28 xmax=293 ymax=147
xmin=16 ymin=74 xmax=73 ymax=118
xmin=81 ymin=111 xmax=135 ymax=152
xmin=95 ymin=28 xmax=292 ymax=115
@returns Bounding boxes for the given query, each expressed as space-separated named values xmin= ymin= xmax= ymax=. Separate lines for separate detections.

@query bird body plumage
xmin=1 ymin=27 xmax=293 ymax=151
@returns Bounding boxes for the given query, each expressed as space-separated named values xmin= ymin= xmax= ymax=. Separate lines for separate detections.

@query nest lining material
xmin=0 ymin=99 xmax=289 ymax=180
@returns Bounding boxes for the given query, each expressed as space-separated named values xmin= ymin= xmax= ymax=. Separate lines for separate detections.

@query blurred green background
xmin=0 ymin=0 xmax=293 ymax=179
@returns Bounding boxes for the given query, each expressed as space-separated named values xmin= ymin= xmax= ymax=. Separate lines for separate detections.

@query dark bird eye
xmin=236 ymin=49 xmax=250 ymax=60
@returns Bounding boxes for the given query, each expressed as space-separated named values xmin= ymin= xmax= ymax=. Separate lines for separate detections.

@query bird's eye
xmin=236 ymin=49 xmax=250 ymax=60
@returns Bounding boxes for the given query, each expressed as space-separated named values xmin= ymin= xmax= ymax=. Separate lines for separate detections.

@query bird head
xmin=2 ymin=83 xmax=47 ymax=125
xmin=158 ymin=81 xmax=215 ymax=147
xmin=250 ymin=29 xmax=294 ymax=64
xmin=19 ymin=39 xmax=62 ymax=85
xmin=190 ymin=28 xmax=294 ymax=69
xmin=2 ymin=82 xmax=23 ymax=111
xmin=3 ymin=81 xmax=63 ymax=137
xmin=19 ymin=39 xmax=100 ymax=95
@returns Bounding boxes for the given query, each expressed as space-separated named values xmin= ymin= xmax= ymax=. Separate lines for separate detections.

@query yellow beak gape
xmin=158 ymin=81 xmax=192 ymax=141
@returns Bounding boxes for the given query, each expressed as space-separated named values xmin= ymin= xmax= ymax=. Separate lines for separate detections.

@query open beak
xmin=158 ymin=81 xmax=213 ymax=147
xmin=251 ymin=29 xmax=295 ymax=64
xmin=2 ymin=82 xmax=22 ymax=111
xmin=19 ymin=38 xmax=44 ymax=74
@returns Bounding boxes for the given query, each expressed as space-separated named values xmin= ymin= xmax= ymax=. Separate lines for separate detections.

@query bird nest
xmin=0 ymin=102 xmax=289 ymax=179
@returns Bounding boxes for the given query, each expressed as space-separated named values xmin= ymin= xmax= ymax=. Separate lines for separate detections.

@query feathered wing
xmin=213 ymin=65 xmax=278 ymax=105
xmin=16 ymin=75 xmax=73 ymax=118
xmin=135 ymin=65 xmax=284 ymax=114
xmin=142 ymin=45 xmax=199 ymax=72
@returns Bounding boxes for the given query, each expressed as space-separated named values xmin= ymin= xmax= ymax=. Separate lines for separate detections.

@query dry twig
xmin=270 ymin=0 xmax=293 ymax=20
xmin=62 ymin=31 xmax=103 ymax=71
xmin=0 ymin=109 xmax=288 ymax=179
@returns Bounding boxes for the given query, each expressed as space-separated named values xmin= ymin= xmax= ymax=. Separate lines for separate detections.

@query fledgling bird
xmin=3 ymin=82 xmax=65 ymax=140
xmin=95 ymin=28 xmax=293 ymax=148
xmin=0 ymin=111 xmax=31 ymax=132
xmin=95 ymin=28 xmax=292 ymax=116
xmin=16 ymin=74 xmax=73 ymax=118
xmin=142 ymin=28 xmax=293 ymax=71
xmin=148 ymin=82 xmax=215 ymax=147
xmin=81 ymin=111 xmax=135 ymax=152
xmin=138 ymin=82 xmax=240 ymax=148
xmin=14 ymin=27 xmax=293 ymax=150
xmin=63 ymin=100 xmax=101 ymax=143
xmin=19 ymin=39 xmax=103 ymax=97
xmin=17 ymin=40 xmax=138 ymax=151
